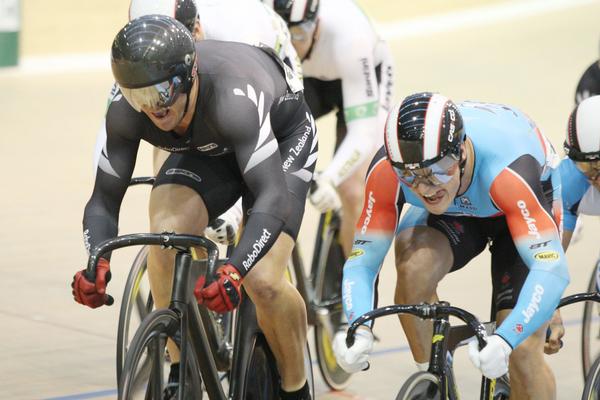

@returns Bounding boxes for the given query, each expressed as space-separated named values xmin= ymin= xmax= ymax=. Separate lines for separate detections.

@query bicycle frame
xmin=346 ymin=303 xmax=493 ymax=400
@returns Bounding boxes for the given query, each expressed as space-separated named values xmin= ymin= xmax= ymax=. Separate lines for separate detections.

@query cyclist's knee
xmin=244 ymin=269 xmax=287 ymax=306
xmin=509 ymin=332 xmax=546 ymax=377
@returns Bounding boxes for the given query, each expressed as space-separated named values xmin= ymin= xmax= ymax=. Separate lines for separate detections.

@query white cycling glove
xmin=332 ymin=328 xmax=374 ymax=373
xmin=468 ymin=334 xmax=512 ymax=379
xmin=309 ymin=173 xmax=341 ymax=213
xmin=204 ymin=199 xmax=243 ymax=245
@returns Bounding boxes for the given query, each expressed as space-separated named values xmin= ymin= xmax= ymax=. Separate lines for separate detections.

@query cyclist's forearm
xmin=227 ymin=211 xmax=284 ymax=276
xmin=496 ymin=269 xmax=569 ymax=348
xmin=82 ymin=212 xmax=119 ymax=258
xmin=342 ymin=263 xmax=381 ymax=327
xmin=342 ymin=234 xmax=391 ymax=325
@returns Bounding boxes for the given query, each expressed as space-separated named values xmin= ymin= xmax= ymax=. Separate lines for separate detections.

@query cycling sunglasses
xmin=394 ymin=154 xmax=460 ymax=187
xmin=120 ymin=76 xmax=185 ymax=112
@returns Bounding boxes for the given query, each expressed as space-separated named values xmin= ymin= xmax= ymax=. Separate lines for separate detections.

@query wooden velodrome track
xmin=1 ymin=0 xmax=599 ymax=398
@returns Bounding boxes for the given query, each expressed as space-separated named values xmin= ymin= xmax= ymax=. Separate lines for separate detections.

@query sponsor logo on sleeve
xmin=360 ymin=58 xmax=374 ymax=97
xmin=241 ymin=228 xmax=272 ymax=271
xmin=533 ymin=251 xmax=559 ymax=262
xmin=353 ymin=239 xmax=372 ymax=245
xmin=360 ymin=191 xmax=376 ymax=234
xmin=529 ymin=240 xmax=551 ymax=249
xmin=83 ymin=229 xmax=91 ymax=253
xmin=514 ymin=323 xmax=523 ymax=334
xmin=343 ymin=279 xmax=355 ymax=311
xmin=517 ymin=200 xmax=541 ymax=240
xmin=348 ymin=248 xmax=365 ymax=260
xmin=522 ymin=284 xmax=544 ymax=324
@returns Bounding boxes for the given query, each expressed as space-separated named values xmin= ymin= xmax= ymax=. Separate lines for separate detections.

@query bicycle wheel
xmin=396 ymin=371 xmax=442 ymax=400
xmin=582 ymin=257 xmax=600 ymax=378
xmin=117 ymin=245 xmax=154 ymax=383
xmin=119 ymin=309 xmax=203 ymax=400
xmin=313 ymin=213 xmax=351 ymax=390
xmin=582 ymin=353 xmax=600 ymax=400
xmin=243 ymin=335 xmax=280 ymax=400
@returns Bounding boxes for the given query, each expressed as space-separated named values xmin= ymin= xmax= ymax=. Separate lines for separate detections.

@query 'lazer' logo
xmin=522 ymin=284 xmax=544 ymax=324
xmin=241 ymin=229 xmax=272 ymax=270
xmin=343 ymin=279 xmax=355 ymax=311
xmin=517 ymin=200 xmax=541 ymax=240
xmin=361 ymin=191 xmax=376 ymax=234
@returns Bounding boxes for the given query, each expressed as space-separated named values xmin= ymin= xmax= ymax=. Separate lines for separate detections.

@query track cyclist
xmin=542 ymin=95 xmax=600 ymax=357
xmin=333 ymin=92 xmax=568 ymax=399
xmin=94 ymin=0 xmax=302 ymax=246
xmin=72 ymin=15 xmax=315 ymax=400
xmin=265 ymin=0 xmax=394 ymax=255
xmin=560 ymin=95 xmax=600 ymax=249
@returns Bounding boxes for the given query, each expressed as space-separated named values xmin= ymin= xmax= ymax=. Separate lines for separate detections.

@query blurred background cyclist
xmin=265 ymin=0 xmax=394 ymax=257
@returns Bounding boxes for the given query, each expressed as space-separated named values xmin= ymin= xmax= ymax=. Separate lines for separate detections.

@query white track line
xmin=1 ymin=0 xmax=597 ymax=77
xmin=378 ymin=0 xmax=599 ymax=40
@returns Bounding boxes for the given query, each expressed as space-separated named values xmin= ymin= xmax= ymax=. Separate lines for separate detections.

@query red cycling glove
xmin=71 ymin=258 xmax=114 ymax=308
xmin=194 ymin=263 xmax=242 ymax=313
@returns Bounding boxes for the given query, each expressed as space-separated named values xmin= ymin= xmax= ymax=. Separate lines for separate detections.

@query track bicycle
xmin=346 ymin=291 xmax=600 ymax=400
xmin=116 ymin=177 xmax=352 ymax=391
xmin=86 ymin=232 xmax=314 ymax=399
xmin=581 ymin=253 xmax=600 ymax=378
xmin=116 ymin=177 xmax=233 ymax=384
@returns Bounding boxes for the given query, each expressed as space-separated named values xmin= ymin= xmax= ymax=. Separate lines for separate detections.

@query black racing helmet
xmin=564 ymin=95 xmax=600 ymax=162
xmin=129 ymin=0 xmax=198 ymax=33
xmin=111 ymin=15 xmax=196 ymax=111
xmin=384 ymin=92 xmax=465 ymax=170
xmin=268 ymin=0 xmax=319 ymax=26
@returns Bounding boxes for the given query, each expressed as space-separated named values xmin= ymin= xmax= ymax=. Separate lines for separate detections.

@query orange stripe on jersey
xmin=489 ymin=167 xmax=557 ymax=241
xmin=356 ymin=158 xmax=400 ymax=234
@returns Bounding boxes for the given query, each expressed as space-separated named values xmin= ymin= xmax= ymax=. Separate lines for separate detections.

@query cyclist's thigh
xmin=396 ymin=206 xmax=488 ymax=273
xmin=151 ymin=152 xmax=244 ymax=228
xmin=488 ymin=216 xmax=531 ymax=313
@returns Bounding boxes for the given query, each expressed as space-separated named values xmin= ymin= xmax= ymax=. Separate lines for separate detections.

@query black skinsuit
xmin=84 ymin=40 xmax=318 ymax=276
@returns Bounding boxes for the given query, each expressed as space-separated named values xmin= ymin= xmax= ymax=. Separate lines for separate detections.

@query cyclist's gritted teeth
xmin=422 ymin=189 xmax=445 ymax=205
xmin=151 ymin=108 xmax=169 ymax=119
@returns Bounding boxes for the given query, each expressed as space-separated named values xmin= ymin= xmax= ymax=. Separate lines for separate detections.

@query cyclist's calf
xmin=498 ymin=311 xmax=556 ymax=399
